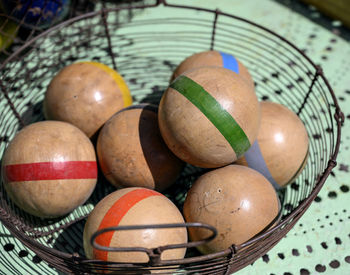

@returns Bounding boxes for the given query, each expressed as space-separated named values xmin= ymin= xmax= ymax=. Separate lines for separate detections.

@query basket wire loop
xmin=91 ymin=222 xmax=217 ymax=266
xmin=210 ymin=9 xmax=220 ymax=50
xmin=297 ymin=66 xmax=322 ymax=115
xmin=0 ymin=79 xmax=25 ymax=128
xmin=101 ymin=4 xmax=117 ymax=71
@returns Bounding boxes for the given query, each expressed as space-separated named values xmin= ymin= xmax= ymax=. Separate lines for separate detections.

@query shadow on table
xmin=273 ymin=0 xmax=350 ymax=41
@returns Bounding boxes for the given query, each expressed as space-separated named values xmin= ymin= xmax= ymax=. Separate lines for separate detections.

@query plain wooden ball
xmin=171 ymin=50 xmax=254 ymax=90
xmin=1 ymin=121 xmax=97 ymax=218
xmin=236 ymin=101 xmax=309 ymax=188
xmin=83 ymin=187 xmax=187 ymax=263
xmin=44 ymin=61 xmax=133 ymax=138
xmin=159 ymin=66 xmax=260 ymax=168
xmin=183 ymin=165 xmax=279 ymax=254
xmin=97 ymin=104 xmax=184 ymax=191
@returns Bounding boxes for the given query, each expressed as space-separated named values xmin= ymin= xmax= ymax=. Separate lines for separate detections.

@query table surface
xmin=0 ymin=0 xmax=349 ymax=274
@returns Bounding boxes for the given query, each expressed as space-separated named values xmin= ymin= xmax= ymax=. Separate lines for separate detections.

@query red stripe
xmin=4 ymin=161 xmax=97 ymax=182
xmin=93 ymin=188 xmax=162 ymax=261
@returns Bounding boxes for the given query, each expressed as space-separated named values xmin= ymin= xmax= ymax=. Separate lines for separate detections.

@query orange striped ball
xmin=83 ymin=187 xmax=187 ymax=263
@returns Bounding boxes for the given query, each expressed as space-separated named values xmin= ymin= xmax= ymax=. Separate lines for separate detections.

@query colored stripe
xmin=93 ymin=188 xmax=162 ymax=261
xmin=0 ymin=18 xmax=18 ymax=51
xmin=170 ymin=75 xmax=250 ymax=156
xmin=220 ymin=52 xmax=239 ymax=74
xmin=4 ymin=161 xmax=97 ymax=182
xmin=244 ymin=140 xmax=280 ymax=189
xmin=81 ymin=61 xmax=133 ymax=107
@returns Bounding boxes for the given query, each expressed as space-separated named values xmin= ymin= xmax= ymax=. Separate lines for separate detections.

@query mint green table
xmin=0 ymin=1 xmax=349 ymax=274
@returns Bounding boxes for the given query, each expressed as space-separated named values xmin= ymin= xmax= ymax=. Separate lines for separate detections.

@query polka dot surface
xmin=0 ymin=0 xmax=349 ymax=274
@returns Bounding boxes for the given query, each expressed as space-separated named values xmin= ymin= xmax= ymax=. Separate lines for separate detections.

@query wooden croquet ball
xmin=83 ymin=187 xmax=187 ymax=263
xmin=97 ymin=104 xmax=183 ymax=191
xmin=236 ymin=101 xmax=309 ymax=188
xmin=183 ymin=165 xmax=279 ymax=254
xmin=171 ymin=50 xmax=255 ymax=90
xmin=43 ymin=61 xmax=132 ymax=138
xmin=1 ymin=121 xmax=97 ymax=218
xmin=159 ymin=66 xmax=260 ymax=168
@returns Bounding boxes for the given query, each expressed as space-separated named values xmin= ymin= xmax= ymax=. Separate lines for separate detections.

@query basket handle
xmin=90 ymin=222 xmax=217 ymax=265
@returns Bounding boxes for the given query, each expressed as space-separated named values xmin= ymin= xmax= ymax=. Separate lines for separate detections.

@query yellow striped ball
xmin=44 ymin=61 xmax=132 ymax=138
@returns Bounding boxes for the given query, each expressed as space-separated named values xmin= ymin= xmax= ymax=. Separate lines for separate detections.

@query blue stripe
xmin=244 ymin=140 xmax=280 ymax=189
xmin=220 ymin=52 xmax=239 ymax=74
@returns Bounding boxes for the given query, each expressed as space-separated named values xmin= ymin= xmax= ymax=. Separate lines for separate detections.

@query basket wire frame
xmin=0 ymin=0 xmax=343 ymax=274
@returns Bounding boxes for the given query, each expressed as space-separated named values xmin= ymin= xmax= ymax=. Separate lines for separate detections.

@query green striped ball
xmin=158 ymin=66 xmax=260 ymax=168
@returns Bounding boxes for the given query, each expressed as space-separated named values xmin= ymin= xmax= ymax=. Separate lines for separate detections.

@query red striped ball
xmin=1 ymin=121 xmax=97 ymax=218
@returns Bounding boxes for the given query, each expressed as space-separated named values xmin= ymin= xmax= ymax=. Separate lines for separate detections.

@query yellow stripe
xmin=80 ymin=61 xmax=132 ymax=107
xmin=0 ymin=18 xmax=18 ymax=51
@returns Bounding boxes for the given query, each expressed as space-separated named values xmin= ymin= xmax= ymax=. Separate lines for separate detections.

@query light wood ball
xmin=97 ymin=104 xmax=184 ymax=191
xmin=183 ymin=165 xmax=279 ymax=254
xmin=1 ymin=121 xmax=97 ymax=218
xmin=44 ymin=61 xmax=132 ymax=138
xmin=159 ymin=66 xmax=260 ymax=168
xmin=236 ymin=101 xmax=309 ymax=188
xmin=83 ymin=187 xmax=187 ymax=263
xmin=171 ymin=50 xmax=254 ymax=90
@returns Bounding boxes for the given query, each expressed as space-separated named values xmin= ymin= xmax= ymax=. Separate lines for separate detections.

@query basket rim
xmin=0 ymin=0 xmax=344 ymax=272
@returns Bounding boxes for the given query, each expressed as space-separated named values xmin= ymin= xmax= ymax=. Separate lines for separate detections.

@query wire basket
xmin=0 ymin=0 xmax=343 ymax=274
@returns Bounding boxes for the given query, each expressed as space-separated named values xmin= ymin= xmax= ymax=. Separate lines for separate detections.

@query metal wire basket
xmin=0 ymin=0 xmax=343 ymax=274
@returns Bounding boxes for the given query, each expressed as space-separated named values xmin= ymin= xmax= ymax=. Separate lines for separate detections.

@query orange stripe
xmin=93 ymin=188 xmax=162 ymax=261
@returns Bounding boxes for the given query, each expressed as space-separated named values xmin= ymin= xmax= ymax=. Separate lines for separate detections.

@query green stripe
xmin=170 ymin=75 xmax=251 ymax=156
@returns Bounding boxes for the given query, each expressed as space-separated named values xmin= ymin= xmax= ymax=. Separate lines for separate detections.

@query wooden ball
xmin=83 ymin=187 xmax=187 ymax=263
xmin=44 ymin=61 xmax=133 ymax=138
xmin=97 ymin=104 xmax=184 ymax=191
xmin=183 ymin=165 xmax=279 ymax=254
xmin=236 ymin=101 xmax=309 ymax=188
xmin=159 ymin=66 xmax=260 ymax=168
xmin=171 ymin=50 xmax=254 ymax=90
xmin=1 ymin=121 xmax=97 ymax=218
